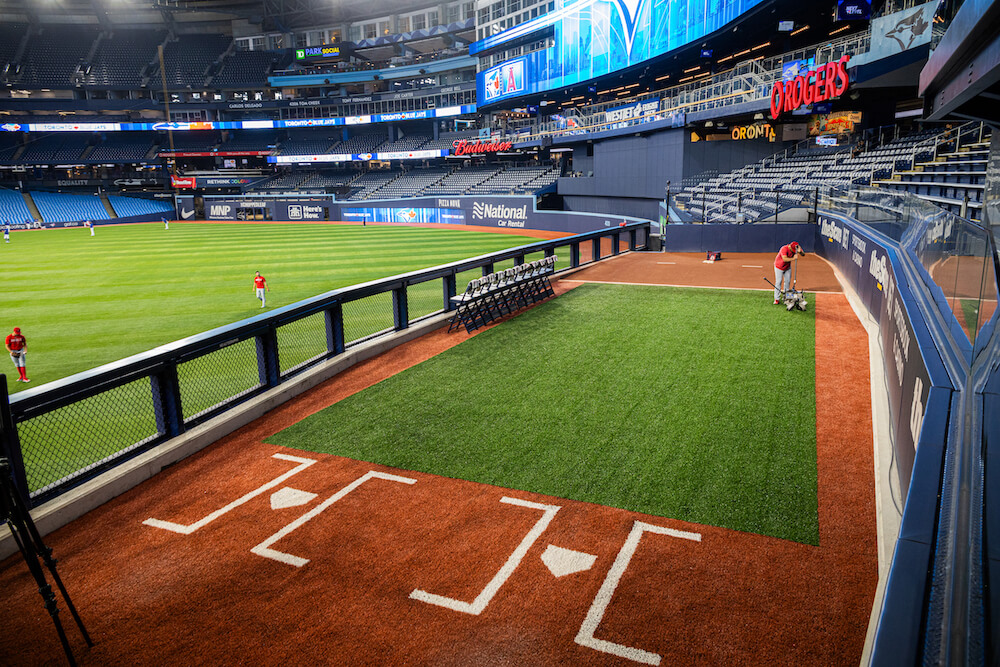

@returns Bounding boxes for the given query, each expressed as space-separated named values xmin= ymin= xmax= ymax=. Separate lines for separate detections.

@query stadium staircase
xmin=22 ymin=193 xmax=41 ymax=222
xmin=99 ymin=193 xmax=117 ymax=219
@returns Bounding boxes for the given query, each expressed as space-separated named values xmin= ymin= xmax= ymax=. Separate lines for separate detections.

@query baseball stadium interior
xmin=1 ymin=0 xmax=1000 ymax=664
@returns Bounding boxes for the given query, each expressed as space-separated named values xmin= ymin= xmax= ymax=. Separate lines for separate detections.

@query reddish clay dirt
xmin=0 ymin=261 xmax=875 ymax=666
xmin=566 ymin=252 xmax=843 ymax=293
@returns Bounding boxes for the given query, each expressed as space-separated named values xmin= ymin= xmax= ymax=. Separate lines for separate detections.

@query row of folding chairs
xmin=448 ymin=256 xmax=558 ymax=333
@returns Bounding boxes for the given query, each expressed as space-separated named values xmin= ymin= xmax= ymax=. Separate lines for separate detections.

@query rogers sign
xmin=770 ymin=56 xmax=851 ymax=120
xmin=452 ymin=139 xmax=514 ymax=156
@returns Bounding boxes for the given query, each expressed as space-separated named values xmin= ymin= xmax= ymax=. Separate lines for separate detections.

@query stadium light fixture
xmin=790 ymin=25 xmax=809 ymax=36
xmin=683 ymin=66 xmax=700 ymax=73
xmin=829 ymin=25 xmax=851 ymax=35
xmin=751 ymin=42 xmax=770 ymax=51
xmin=655 ymin=74 xmax=670 ymax=81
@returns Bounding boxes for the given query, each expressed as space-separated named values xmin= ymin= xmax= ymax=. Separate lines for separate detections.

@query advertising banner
xmin=866 ymin=2 xmax=935 ymax=62
xmin=605 ymin=99 xmax=660 ymax=127
xmin=174 ymin=195 xmax=196 ymax=220
xmin=341 ymin=207 xmax=465 ymax=224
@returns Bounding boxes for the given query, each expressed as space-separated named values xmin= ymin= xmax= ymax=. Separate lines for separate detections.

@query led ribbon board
xmin=0 ymin=106 xmax=477 ymax=133
xmin=472 ymin=0 xmax=767 ymax=105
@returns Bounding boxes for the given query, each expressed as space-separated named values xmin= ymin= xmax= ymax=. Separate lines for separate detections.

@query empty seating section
xmin=0 ymin=189 xmax=32 ymax=224
xmin=161 ymin=132 xmax=220 ymax=151
xmin=337 ymin=132 xmax=388 ymax=154
xmin=278 ymin=133 xmax=339 ymax=155
xmin=106 ymin=195 xmax=174 ymax=218
xmin=31 ymin=191 xmax=109 ymax=222
xmin=422 ymin=165 xmax=501 ymax=195
xmin=17 ymin=135 xmax=90 ymax=164
xmin=307 ymin=171 xmax=357 ymax=189
xmin=213 ymin=49 xmax=276 ymax=88
xmin=0 ymin=23 xmax=27 ymax=71
xmin=87 ymin=134 xmax=156 ymax=162
xmin=379 ymin=135 xmax=431 ymax=152
xmin=375 ymin=167 xmax=450 ymax=198
xmin=675 ymin=128 xmax=960 ymax=222
xmin=422 ymin=130 xmax=478 ymax=151
xmin=82 ymin=30 xmax=165 ymax=87
xmin=872 ymin=138 xmax=991 ymax=222
xmin=18 ymin=27 xmax=99 ymax=87
xmin=151 ymin=35 xmax=230 ymax=89
xmin=252 ymin=172 xmax=316 ymax=191
xmin=467 ymin=166 xmax=558 ymax=194
xmin=0 ymin=134 xmax=21 ymax=163
xmin=346 ymin=170 xmax=402 ymax=200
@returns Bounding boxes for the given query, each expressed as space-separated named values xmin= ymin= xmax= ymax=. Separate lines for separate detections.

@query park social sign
xmin=770 ymin=56 xmax=851 ymax=120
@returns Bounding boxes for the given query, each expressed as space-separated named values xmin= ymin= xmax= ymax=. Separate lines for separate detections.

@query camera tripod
xmin=1 ymin=457 xmax=93 ymax=665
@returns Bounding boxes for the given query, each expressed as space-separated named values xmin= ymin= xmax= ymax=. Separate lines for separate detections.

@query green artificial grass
xmin=269 ymin=284 xmax=820 ymax=544
xmin=0 ymin=222 xmax=539 ymax=392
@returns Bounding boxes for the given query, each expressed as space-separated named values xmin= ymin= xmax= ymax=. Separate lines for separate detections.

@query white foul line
xmin=143 ymin=452 xmax=318 ymax=535
xmin=655 ymin=262 xmax=677 ymax=265
xmin=741 ymin=264 xmax=763 ymax=268
xmin=251 ymin=470 xmax=417 ymax=567
xmin=410 ymin=496 xmax=560 ymax=615
xmin=575 ymin=521 xmax=701 ymax=666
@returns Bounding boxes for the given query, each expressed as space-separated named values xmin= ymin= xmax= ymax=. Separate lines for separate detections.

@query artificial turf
xmin=0 ymin=222 xmax=540 ymax=393
xmin=269 ymin=283 xmax=820 ymax=544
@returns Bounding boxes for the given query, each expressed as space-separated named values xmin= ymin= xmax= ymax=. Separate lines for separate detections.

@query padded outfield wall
xmin=191 ymin=194 xmax=648 ymax=235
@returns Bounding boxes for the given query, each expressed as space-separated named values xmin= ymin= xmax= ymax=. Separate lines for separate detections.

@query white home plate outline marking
xmin=270 ymin=487 xmax=318 ymax=509
xmin=251 ymin=470 xmax=416 ymax=567
xmin=410 ymin=496 xmax=560 ymax=615
xmin=143 ymin=453 xmax=317 ymax=535
xmin=575 ymin=521 xmax=701 ymax=665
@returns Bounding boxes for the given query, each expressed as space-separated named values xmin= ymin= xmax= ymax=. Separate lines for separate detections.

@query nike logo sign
xmin=181 ymin=208 xmax=195 ymax=219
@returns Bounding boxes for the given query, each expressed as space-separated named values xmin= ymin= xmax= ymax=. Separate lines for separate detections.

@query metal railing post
xmin=0 ymin=376 xmax=30 ymax=505
xmin=612 ymin=231 xmax=621 ymax=256
xmin=325 ymin=303 xmax=345 ymax=356
xmin=150 ymin=363 xmax=185 ymax=440
xmin=702 ymin=188 xmax=707 ymax=223
xmin=481 ymin=262 xmax=494 ymax=277
xmin=813 ymin=187 xmax=819 ymax=223
xmin=392 ymin=285 xmax=408 ymax=331
xmin=592 ymin=237 xmax=601 ymax=262
xmin=255 ymin=328 xmax=280 ymax=388
xmin=629 ymin=228 xmax=637 ymax=250
xmin=774 ymin=191 xmax=779 ymax=223
xmin=443 ymin=273 xmax=457 ymax=312
xmin=570 ymin=242 xmax=580 ymax=267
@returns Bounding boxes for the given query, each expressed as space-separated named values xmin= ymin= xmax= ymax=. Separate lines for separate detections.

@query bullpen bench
xmin=448 ymin=256 xmax=557 ymax=333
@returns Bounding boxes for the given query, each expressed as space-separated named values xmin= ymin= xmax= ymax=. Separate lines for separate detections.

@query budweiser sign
xmin=770 ymin=56 xmax=851 ymax=120
xmin=452 ymin=139 xmax=514 ymax=156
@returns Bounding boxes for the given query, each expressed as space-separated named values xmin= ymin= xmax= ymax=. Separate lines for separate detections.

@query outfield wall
xmin=197 ymin=195 xmax=646 ymax=235
xmin=661 ymin=223 xmax=819 ymax=253
xmin=813 ymin=211 xmax=955 ymax=666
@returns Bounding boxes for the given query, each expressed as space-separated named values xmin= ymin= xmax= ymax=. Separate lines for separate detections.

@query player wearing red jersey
xmin=773 ymin=241 xmax=804 ymax=304
xmin=5 ymin=326 xmax=29 ymax=383
xmin=254 ymin=271 xmax=270 ymax=308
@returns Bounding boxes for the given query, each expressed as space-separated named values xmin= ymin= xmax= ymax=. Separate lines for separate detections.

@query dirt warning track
xmin=0 ymin=268 xmax=874 ymax=666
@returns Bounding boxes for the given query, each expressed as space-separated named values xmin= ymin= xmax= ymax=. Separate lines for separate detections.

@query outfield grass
xmin=1 ymin=222 xmax=540 ymax=393
xmin=269 ymin=284 xmax=820 ymax=544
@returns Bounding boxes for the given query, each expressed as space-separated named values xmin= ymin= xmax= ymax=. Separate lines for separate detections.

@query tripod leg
xmin=5 ymin=513 xmax=78 ymax=667
xmin=9 ymin=484 xmax=93 ymax=647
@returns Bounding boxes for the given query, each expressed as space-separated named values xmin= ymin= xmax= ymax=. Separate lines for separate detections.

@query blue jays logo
xmin=484 ymin=59 xmax=525 ymax=101
xmin=395 ymin=208 xmax=418 ymax=223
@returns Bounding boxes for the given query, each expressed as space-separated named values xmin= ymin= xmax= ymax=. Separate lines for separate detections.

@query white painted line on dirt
xmin=541 ymin=544 xmax=597 ymax=578
xmin=655 ymin=262 xmax=676 ymax=265
xmin=742 ymin=265 xmax=763 ymax=268
xmin=251 ymin=470 xmax=416 ymax=567
xmin=560 ymin=279 xmax=843 ymax=294
xmin=410 ymin=496 xmax=560 ymax=615
xmin=142 ymin=453 xmax=317 ymax=535
xmin=575 ymin=521 xmax=701 ymax=665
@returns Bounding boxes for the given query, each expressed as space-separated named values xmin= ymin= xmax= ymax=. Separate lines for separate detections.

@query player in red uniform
xmin=5 ymin=326 xmax=29 ymax=383
xmin=773 ymin=241 xmax=804 ymax=304
xmin=253 ymin=271 xmax=270 ymax=308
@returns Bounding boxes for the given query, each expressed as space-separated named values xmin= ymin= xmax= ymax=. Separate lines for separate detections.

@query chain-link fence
xmin=5 ymin=222 xmax=651 ymax=506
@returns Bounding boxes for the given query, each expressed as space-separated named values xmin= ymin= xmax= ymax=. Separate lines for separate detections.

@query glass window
xmin=398 ymin=16 xmax=410 ymax=32
xmin=379 ymin=20 xmax=390 ymax=35
xmin=509 ymin=0 xmax=520 ymax=12
xmin=492 ymin=2 xmax=503 ymax=19
xmin=295 ymin=33 xmax=307 ymax=48
xmin=447 ymin=5 xmax=460 ymax=22
xmin=428 ymin=10 xmax=439 ymax=26
xmin=364 ymin=23 xmax=377 ymax=39
xmin=412 ymin=13 xmax=426 ymax=29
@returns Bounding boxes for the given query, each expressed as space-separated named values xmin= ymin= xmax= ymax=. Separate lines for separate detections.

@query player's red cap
xmin=789 ymin=241 xmax=800 ymax=250
xmin=13 ymin=327 xmax=20 ymax=333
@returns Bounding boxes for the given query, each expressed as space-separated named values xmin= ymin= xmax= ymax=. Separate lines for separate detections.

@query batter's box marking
xmin=575 ymin=521 xmax=702 ymax=666
xmin=251 ymin=470 xmax=417 ymax=567
xmin=410 ymin=496 xmax=560 ymax=615
xmin=143 ymin=453 xmax=318 ymax=535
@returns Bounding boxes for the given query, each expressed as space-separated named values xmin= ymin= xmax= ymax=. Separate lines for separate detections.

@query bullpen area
xmin=0 ymin=253 xmax=878 ymax=665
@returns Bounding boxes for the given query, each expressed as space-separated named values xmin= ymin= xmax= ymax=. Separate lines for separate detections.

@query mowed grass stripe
xmin=269 ymin=284 xmax=820 ymax=544
xmin=1 ymin=223 xmax=539 ymax=392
